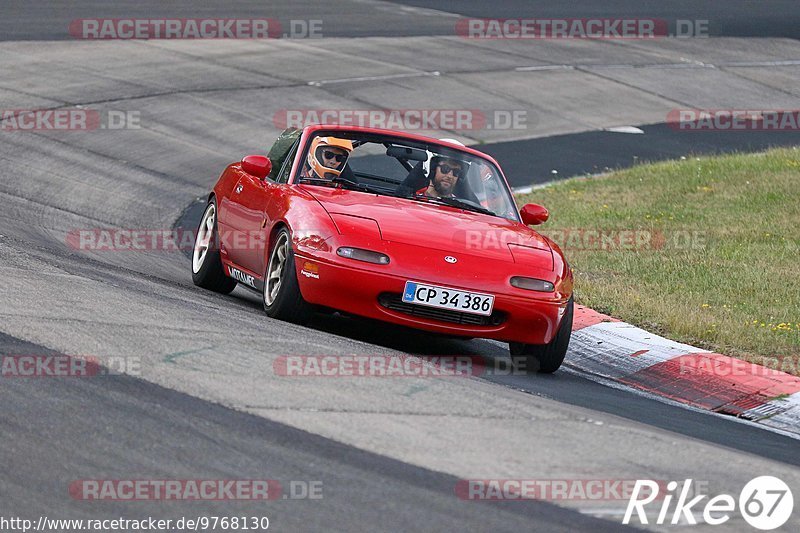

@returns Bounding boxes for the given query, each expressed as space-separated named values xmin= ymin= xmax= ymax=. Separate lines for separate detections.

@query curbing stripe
xmin=619 ymin=353 xmax=800 ymax=416
xmin=568 ymin=321 xmax=706 ymax=379
xmin=572 ymin=304 xmax=618 ymax=331
xmin=567 ymin=312 xmax=800 ymax=436
xmin=749 ymin=393 xmax=800 ymax=432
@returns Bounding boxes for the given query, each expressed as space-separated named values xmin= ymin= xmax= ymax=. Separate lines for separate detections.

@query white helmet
xmin=438 ymin=138 xmax=465 ymax=147
xmin=424 ymin=138 xmax=467 ymax=174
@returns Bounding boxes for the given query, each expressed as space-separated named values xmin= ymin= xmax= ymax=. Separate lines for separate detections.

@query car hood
xmin=303 ymin=187 xmax=553 ymax=264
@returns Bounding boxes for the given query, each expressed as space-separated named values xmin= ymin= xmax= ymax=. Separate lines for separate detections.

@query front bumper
xmin=295 ymin=253 xmax=568 ymax=345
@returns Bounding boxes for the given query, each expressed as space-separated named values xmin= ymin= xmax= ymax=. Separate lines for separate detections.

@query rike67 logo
xmin=624 ymin=477 xmax=793 ymax=529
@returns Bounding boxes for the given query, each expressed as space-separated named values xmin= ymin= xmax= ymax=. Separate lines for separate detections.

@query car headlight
xmin=337 ymin=247 xmax=390 ymax=265
xmin=510 ymin=276 xmax=555 ymax=292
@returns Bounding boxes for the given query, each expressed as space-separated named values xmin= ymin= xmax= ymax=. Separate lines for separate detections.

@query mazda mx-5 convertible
xmin=192 ymin=125 xmax=574 ymax=372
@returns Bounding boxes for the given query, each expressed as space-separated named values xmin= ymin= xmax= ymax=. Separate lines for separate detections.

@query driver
xmin=418 ymin=156 xmax=467 ymax=198
xmin=301 ymin=136 xmax=353 ymax=179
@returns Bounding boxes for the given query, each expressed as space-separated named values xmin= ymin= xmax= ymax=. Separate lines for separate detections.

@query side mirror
xmin=241 ymin=155 xmax=272 ymax=180
xmin=520 ymin=203 xmax=549 ymax=225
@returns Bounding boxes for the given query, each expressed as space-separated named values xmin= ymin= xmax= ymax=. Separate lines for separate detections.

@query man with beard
xmin=418 ymin=156 xmax=467 ymax=198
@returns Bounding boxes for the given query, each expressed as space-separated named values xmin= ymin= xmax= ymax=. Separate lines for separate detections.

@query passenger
xmin=418 ymin=156 xmax=467 ymax=198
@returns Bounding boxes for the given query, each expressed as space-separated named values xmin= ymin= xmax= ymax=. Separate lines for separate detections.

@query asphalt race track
xmin=387 ymin=0 xmax=800 ymax=39
xmin=0 ymin=332 xmax=615 ymax=531
xmin=3 ymin=1 xmax=799 ymax=40
xmin=482 ymin=124 xmax=800 ymax=189
xmin=1 ymin=1 xmax=799 ymax=531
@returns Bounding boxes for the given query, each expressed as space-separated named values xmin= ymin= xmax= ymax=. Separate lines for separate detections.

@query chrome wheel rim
xmin=264 ymin=232 xmax=289 ymax=306
xmin=192 ymin=204 xmax=215 ymax=274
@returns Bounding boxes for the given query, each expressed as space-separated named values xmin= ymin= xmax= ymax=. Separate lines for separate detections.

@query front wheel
xmin=509 ymin=298 xmax=573 ymax=374
xmin=262 ymin=227 xmax=313 ymax=324
xmin=192 ymin=200 xmax=237 ymax=294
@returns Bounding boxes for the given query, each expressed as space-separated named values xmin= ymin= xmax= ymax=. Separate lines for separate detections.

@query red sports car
xmin=192 ymin=125 xmax=573 ymax=372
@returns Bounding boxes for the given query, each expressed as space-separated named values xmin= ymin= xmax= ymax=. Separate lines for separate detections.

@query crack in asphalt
xmin=243 ymin=406 xmax=558 ymax=419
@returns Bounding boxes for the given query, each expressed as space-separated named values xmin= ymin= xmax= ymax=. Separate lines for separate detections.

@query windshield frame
xmin=289 ymin=127 xmax=521 ymax=223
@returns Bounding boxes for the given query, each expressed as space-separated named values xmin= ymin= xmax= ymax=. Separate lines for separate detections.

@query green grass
xmin=517 ymin=147 xmax=800 ymax=374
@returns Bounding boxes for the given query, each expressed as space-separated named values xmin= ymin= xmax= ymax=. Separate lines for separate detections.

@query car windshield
xmin=294 ymin=130 xmax=520 ymax=221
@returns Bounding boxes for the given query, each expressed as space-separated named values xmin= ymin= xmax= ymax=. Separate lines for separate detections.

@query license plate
xmin=402 ymin=281 xmax=495 ymax=316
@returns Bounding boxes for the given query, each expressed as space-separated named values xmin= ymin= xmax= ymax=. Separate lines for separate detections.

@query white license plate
xmin=402 ymin=281 xmax=495 ymax=316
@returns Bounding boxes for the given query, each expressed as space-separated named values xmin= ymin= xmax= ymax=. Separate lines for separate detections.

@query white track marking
xmin=308 ymin=71 xmax=440 ymax=86
xmin=604 ymin=126 xmax=644 ymax=134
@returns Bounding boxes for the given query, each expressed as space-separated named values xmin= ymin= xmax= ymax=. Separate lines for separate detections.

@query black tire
xmin=262 ymin=227 xmax=313 ymax=324
xmin=509 ymin=298 xmax=573 ymax=374
xmin=191 ymin=199 xmax=237 ymax=294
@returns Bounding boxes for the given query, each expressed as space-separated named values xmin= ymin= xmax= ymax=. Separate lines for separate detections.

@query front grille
xmin=378 ymin=293 xmax=505 ymax=326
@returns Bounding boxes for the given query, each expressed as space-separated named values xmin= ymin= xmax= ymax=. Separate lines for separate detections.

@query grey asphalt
xmin=1 ymin=1 xmax=799 ymax=531
xmin=0 ymin=0 xmax=459 ymax=41
xmin=3 ymin=0 xmax=799 ymax=40
xmin=388 ymin=0 xmax=800 ymax=38
xmin=479 ymin=123 xmax=800 ymax=188
xmin=0 ymin=332 xmax=618 ymax=532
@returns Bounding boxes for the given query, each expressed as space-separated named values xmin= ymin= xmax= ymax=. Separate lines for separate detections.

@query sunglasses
xmin=322 ymin=150 xmax=347 ymax=163
xmin=437 ymin=164 xmax=463 ymax=178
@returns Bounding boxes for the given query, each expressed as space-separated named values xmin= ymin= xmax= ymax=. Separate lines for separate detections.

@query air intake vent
xmin=378 ymin=293 xmax=505 ymax=326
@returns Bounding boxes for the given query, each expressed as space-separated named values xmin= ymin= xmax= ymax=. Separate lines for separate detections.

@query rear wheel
xmin=510 ymin=298 xmax=573 ymax=374
xmin=262 ymin=227 xmax=313 ymax=324
xmin=192 ymin=200 xmax=237 ymax=294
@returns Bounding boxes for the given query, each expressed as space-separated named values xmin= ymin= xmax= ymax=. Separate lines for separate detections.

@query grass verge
xmin=517 ymin=147 xmax=800 ymax=375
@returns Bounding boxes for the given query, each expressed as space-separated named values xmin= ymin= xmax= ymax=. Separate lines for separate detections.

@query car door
xmin=225 ymin=169 xmax=278 ymax=279
xmin=231 ymin=139 xmax=301 ymax=278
